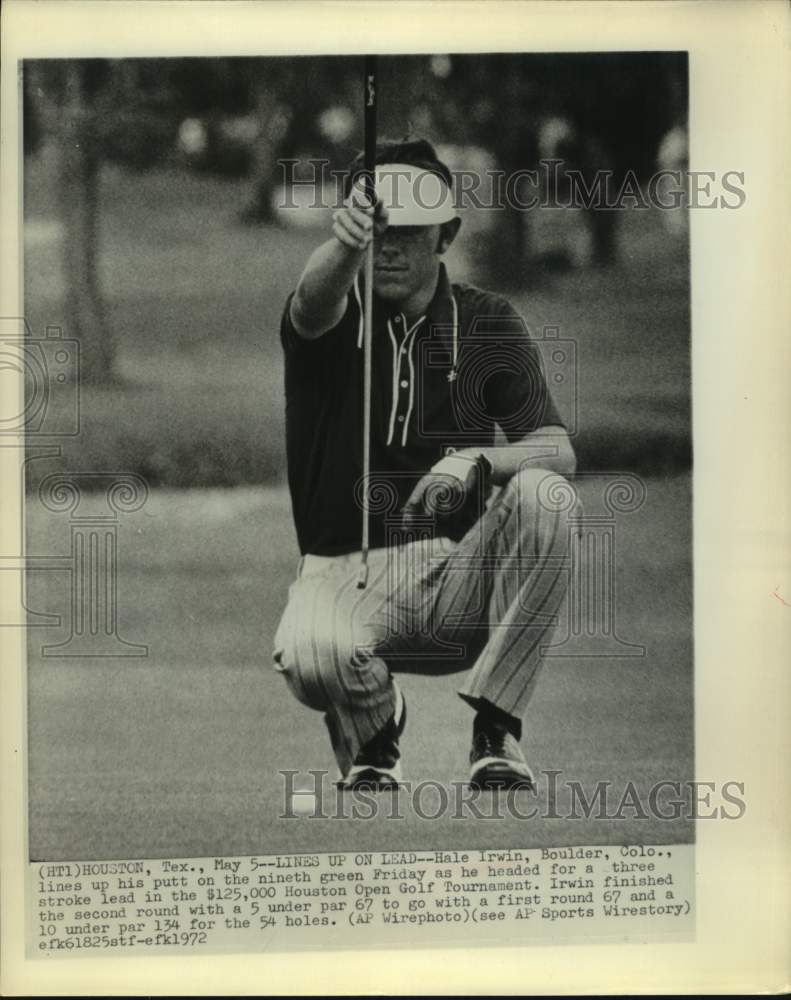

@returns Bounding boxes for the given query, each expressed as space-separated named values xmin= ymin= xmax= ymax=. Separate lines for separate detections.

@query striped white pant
xmin=273 ymin=468 xmax=579 ymax=776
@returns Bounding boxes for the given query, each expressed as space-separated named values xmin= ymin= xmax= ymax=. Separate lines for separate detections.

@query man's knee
xmin=501 ymin=468 xmax=578 ymax=551
xmin=272 ymin=639 xmax=325 ymax=711
xmin=273 ymin=617 xmax=374 ymax=712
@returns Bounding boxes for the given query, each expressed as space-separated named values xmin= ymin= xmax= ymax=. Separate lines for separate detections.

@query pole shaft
xmin=358 ymin=56 xmax=377 ymax=588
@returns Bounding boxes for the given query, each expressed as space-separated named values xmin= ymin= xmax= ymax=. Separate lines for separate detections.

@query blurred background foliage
xmin=23 ymin=53 xmax=689 ymax=488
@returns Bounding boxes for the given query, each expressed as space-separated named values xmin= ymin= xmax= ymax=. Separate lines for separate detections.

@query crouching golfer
xmin=273 ymin=139 xmax=578 ymax=790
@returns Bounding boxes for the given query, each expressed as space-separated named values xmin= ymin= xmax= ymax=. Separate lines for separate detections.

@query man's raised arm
xmin=289 ymin=187 xmax=388 ymax=340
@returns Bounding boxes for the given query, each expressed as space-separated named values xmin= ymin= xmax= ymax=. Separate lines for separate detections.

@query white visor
xmin=374 ymin=163 xmax=456 ymax=226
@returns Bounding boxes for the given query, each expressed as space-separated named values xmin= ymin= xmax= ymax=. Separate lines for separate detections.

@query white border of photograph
xmin=1 ymin=1 xmax=789 ymax=994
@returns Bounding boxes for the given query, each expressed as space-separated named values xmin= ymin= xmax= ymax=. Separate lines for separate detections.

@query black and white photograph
xmin=2 ymin=0 xmax=789 ymax=993
xmin=22 ymin=47 xmax=695 ymax=858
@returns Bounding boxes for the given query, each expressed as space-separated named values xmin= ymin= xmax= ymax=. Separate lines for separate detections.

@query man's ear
xmin=436 ymin=217 xmax=462 ymax=254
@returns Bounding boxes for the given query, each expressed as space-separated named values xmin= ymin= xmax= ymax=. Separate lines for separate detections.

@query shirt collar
xmin=426 ymin=263 xmax=455 ymax=332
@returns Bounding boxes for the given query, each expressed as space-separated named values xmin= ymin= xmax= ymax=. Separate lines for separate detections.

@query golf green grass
xmin=26 ymin=475 xmax=692 ymax=861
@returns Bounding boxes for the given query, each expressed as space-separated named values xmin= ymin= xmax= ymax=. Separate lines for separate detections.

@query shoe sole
xmin=469 ymin=757 xmax=535 ymax=791
xmin=338 ymin=763 xmax=403 ymax=790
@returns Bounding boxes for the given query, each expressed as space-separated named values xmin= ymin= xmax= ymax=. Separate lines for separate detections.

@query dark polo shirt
xmin=281 ymin=264 xmax=563 ymax=556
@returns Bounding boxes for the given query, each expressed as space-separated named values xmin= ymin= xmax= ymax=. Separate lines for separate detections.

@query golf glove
xmin=401 ymin=452 xmax=493 ymax=541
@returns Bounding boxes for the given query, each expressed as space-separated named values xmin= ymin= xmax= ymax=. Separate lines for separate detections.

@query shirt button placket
xmin=393 ymin=315 xmax=409 ymax=440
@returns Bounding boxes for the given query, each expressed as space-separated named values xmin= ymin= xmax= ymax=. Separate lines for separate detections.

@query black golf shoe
xmin=469 ymin=720 xmax=535 ymax=790
xmin=339 ymin=684 xmax=406 ymax=790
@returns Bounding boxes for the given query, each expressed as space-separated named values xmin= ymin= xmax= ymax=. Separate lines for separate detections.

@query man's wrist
xmin=453 ymin=448 xmax=493 ymax=480
xmin=476 ymin=452 xmax=494 ymax=479
xmin=330 ymin=231 xmax=367 ymax=260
